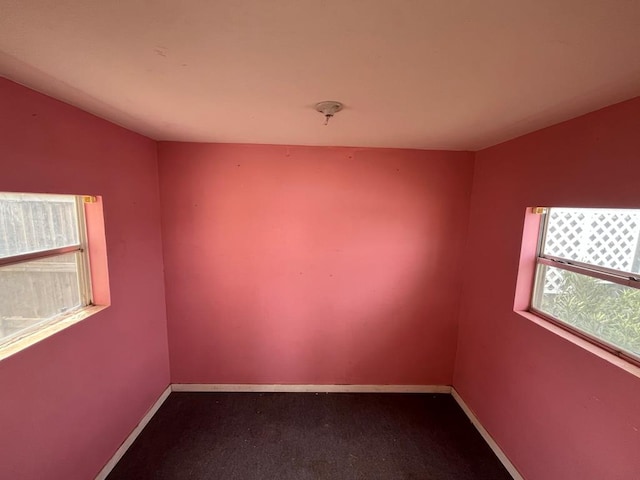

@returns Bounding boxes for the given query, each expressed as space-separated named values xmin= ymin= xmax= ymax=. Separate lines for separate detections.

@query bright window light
xmin=531 ymin=207 xmax=640 ymax=363
xmin=0 ymin=193 xmax=92 ymax=344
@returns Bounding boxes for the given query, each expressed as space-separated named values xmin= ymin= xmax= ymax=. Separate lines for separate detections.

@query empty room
xmin=1 ymin=1 xmax=639 ymax=479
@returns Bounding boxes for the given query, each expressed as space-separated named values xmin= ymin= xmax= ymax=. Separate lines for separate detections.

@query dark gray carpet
xmin=107 ymin=392 xmax=512 ymax=480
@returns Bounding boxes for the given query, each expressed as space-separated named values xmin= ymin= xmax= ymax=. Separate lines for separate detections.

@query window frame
xmin=529 ymin=207 xmax=640 ymax=366
xmin=0 ymin=194 xmax=94 ymax=352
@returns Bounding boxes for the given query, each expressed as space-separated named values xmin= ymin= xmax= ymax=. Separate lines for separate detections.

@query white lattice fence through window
xmin=543 ymin=208 xmax=640 ymax=293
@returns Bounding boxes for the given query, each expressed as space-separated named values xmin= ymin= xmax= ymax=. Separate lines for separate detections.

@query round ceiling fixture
xmin=315 ymin=101 xmax=344 ymax=125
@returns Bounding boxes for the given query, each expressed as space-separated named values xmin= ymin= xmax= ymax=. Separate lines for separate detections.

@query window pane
xmin=543 ymin=208 xmax=640 ymax=274
xmin=533 ymin=264 xmax=640 ymax=357
xmin=0 ymin=193 xmax=79 ymax=258
xmin=0 ymin=252 xmax=82 ymax=342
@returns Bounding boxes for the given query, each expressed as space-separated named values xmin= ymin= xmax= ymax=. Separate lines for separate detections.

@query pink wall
xmin=158 ymin=143 xmax=474 ymax=385
xmin=454 ymin=97 xmax=640 ymax=479
xmin=0 ymin=79 xmax=169 ymax=479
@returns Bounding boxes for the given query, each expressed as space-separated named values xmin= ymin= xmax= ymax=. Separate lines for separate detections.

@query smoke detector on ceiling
xmin=315 ymin=101 xmax=343 ymax=125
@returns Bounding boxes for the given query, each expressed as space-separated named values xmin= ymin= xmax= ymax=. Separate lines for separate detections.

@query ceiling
xmin=1 ymin=1 xmax=639 ymax=150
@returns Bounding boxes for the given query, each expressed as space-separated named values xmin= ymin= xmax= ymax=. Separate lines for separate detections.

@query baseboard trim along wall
xmin=95 ymin=385 xmax=171 ymax=480
xmin=171 ymin=384 xmax=452 ymax=393
xmin=96 ymin=384 xmax=522 ymax=480
xmin=451 ymin=388 xmax=524 ymax=480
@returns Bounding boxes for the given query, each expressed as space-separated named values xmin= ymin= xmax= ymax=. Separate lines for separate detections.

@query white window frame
xmin=530 ymin=207 xmax=640 ymax=365
xmin=0 ymin=194 xmax=94 ymax=352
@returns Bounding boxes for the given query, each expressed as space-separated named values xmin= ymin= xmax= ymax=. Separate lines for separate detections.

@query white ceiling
xmin=1 ymin=0 xmax=639 ymax=150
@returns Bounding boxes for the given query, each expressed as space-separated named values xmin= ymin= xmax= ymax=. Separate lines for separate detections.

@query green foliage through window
xmin=539 ymin=266 xmax=640 ymax=356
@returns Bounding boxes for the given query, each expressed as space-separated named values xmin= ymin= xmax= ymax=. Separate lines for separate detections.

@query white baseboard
xmin=95 ymin=385 xmax=171 ymax=480
xmin=451 ymin=388 xmax=523 ymax=480
xmin=171 ymin=384 xmax=452 ymax=394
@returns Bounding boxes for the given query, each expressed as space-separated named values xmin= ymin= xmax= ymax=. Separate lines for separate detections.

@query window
xmin=531 ymin=207 xmax=640 ymax=363
xmin=0 ymin=192 xmax=93 ymax=347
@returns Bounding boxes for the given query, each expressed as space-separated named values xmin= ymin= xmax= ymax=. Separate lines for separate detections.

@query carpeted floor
xmin=106 ymin=392 xmax=513 ymax=480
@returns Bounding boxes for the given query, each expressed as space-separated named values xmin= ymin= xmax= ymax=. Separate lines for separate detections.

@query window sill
xmin=515 ymin=309 xmax=640 ymax=379
xmin=0 ymin=305 xmax=108 ymax=362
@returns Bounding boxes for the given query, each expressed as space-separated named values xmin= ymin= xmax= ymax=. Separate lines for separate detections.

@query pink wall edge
xmin=453 ymin=96 xmax=640 ymax=480
xmin=0 ymin=78 xmax=170 ymax=480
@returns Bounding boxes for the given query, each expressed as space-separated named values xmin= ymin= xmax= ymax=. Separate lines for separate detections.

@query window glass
xmin=0 ymin=252 xmax=82 ymax=340
xmin=534 ymin=264 xmax=640 ymax=357
xmin=542 ymin=207 xmax=640 ymax=274
xmin=0 ymin=192 xmax=90 ymax=346
xmin=532 ymin=207 xmax=640 ymax=362
xmin=0 ymin=193 xmax=79 ymax=258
